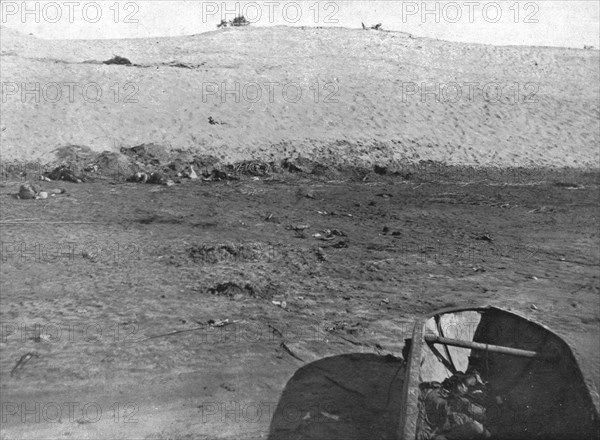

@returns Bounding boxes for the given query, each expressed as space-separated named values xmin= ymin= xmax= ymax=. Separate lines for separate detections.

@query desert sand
xmin=1 ymin=25 xmax=599 ymax=168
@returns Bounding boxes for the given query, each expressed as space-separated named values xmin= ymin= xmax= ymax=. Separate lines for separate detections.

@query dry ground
xmin=1 ymin=170 xmax=598 ymax=439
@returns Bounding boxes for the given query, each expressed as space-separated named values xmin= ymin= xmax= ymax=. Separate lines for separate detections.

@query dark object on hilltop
xmin=232 ymin=15 xmax=250 ymax=26
xmin=362 ymin=22 xmax=382 ymax=31
xmin=217 ymin=15 xmax=250 ymax=28
xmin=103 ymin=55 xmax=132 ymax=65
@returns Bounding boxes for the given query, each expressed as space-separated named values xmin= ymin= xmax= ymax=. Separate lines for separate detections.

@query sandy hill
xmin=1 ymin=25 xmax=598 ymax=168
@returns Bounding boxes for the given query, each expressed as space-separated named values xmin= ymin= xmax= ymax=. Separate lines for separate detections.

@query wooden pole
xmin=424 ymin=334 xmax=556 ymax=360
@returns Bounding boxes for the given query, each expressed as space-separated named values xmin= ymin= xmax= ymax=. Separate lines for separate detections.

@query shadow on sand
xmin=267 ymin=353 xmax=406 ymax=440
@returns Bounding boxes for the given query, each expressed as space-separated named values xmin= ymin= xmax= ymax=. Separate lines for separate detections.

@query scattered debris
xmin=325 ymin=229 xmax=346 ymax=238
xmin=120 ymin=143 xmax=171 ymax=167
xmin=127 ymin=171 xmax=173 ymax=185
xmin=474 ymin=233 xmax=494 ymax=242
xmin=128 ymin=172 xmax=148 ymax=183
xmin=326 ymin=321 xmax=365 ymax=336
xmin=231 ymin=160 xmax=274 ymax=177
xmin=45 ymin=165 xmax=85 ymax=183
xmin=528 ymin=206 xmax=555 ymax=214
xmin=298 ymin=188 xmax=316 ymax=199
xmin=327 ymin=240 xmax=349 ymax=249
xmin=361 ymin=22 xmax=382 ymax=30
xmin=320 ymin=411 xmax=340 ymax=421
xmin=208 ymin=116 xmax=227 ymax=125
xmin=52 ymin=144 xmax=94 ymax=163
xmin=314 ymin=229 xmax=347 ymax=243
xmin=208 ymin=282 xmax=277 ymax=300
xmin=315 ymin=247 xmax=327 ymax=262
xmin=202 ymin=169 xmax=236 ymax=181
xmin=163 ymin=61 xmax=205 ymax=69
xmin=17 ymin=183 xmax=38 ymax=199
xmin=554 ymin=182 xmax=585 ymax=190
xmin=11 ymin=352 xmax=39 ymax=377
xmin=289 ymin=224 xmax=310 ymax=238
xmin=220 ymin=383 xmax=236 ymax=392
xmin=207 ymin=318 xmax=236 ymax=328
xmin=279 ymin=342 xmax=304 ymax=362
xmin=271 ymin=300 xmax=287 ymax=309
xmin=281 ymin=157 xmax=322 ymax=174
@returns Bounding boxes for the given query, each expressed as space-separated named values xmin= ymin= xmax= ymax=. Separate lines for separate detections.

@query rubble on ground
xmin=16 ymin=183 xmax=66 ymax=200
xmin=45 ymin=165 xmax=86 ymax=183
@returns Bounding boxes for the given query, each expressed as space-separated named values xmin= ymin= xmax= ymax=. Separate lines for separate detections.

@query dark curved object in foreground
xmin=267 ymin=353 xmax=406 ymax=439
xmin=400 ymin=306 xmax=600 ymax=440
xmin=267 ymin=306 xmax=599 ymax=439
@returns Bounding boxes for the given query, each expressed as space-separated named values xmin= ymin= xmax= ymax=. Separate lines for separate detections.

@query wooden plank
xmin=424 ymin=335 xmax=557 ymax=360
xmin=397 ymin=321 xmax=424 ymax=440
